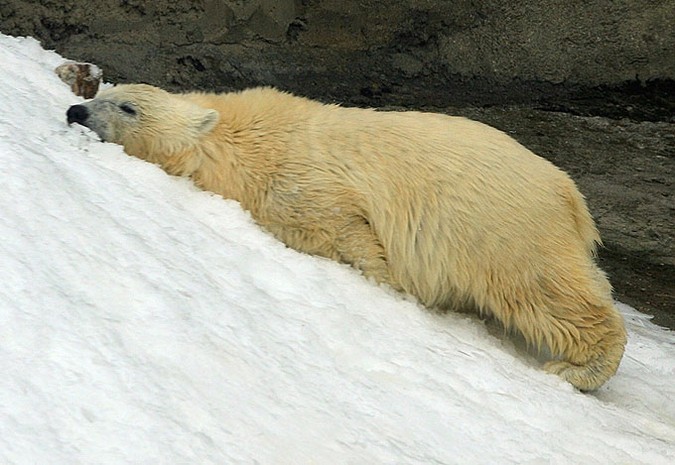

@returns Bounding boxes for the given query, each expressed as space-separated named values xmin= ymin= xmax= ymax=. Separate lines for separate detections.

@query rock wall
xmin=1 ymin=0 xmax=673 ymax=118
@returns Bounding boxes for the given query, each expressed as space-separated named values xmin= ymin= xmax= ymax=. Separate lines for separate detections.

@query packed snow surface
xmin=0 ymin=34 xmax=673 ymax=464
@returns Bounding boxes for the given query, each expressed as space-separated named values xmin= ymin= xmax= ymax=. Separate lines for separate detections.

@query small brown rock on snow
xmin=55 ymin=61 xmax=102 ymax=99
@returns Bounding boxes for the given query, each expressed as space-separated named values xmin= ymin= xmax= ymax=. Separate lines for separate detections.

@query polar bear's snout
xmin=67 ymin=103 xmax=111 ymax=141
xmin=67 ymin=104 xmax=89 ymax=126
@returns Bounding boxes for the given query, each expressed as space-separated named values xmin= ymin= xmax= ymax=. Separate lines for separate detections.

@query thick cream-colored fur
xmin=76 ymin=84 xmax=627 ymax=390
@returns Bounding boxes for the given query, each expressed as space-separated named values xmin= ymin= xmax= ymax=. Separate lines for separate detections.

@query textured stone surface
xmin=1 ymin=0 xmax=673 ymax=116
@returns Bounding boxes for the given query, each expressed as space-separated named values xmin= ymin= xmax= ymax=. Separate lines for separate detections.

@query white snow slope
xmin=0 ymin=34 xmax=673 ymax=465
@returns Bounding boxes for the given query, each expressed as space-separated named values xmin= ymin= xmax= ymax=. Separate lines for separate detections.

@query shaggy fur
xmin=67 ymin=84 xmax=627 ymax=390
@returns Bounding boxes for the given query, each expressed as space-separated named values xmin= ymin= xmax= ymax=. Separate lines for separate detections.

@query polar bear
xmin=67 ymin=84 xmax=627 ymax=390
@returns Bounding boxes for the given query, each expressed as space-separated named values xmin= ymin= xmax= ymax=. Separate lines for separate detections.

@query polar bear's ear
xmin=198 ymin=110 xmax=220 ymax=134
xmin=194 ymin=109 xmax=220 ymax=135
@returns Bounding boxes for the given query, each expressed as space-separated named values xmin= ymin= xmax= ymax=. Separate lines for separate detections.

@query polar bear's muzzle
xmin=67 ymin=104 xmax=108 ymax=141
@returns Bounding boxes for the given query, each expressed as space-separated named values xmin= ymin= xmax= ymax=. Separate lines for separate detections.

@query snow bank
xmin=0 ymin=34 xmax=673 ymax=464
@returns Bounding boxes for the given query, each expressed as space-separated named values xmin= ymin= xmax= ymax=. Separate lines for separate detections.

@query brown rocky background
xmin=1 ymin=0 xmax=673 ymax=326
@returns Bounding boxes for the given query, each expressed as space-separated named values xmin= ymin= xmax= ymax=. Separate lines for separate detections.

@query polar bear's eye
xmin=119 ymin=104 xmax=137 ymax=116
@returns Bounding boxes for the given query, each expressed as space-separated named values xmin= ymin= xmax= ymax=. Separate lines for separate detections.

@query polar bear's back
xmin=299 ymin=104 xmax=599 ymax=309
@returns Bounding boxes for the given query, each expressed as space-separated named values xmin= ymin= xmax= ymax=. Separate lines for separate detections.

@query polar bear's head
xmin=67 ymin=84 xmax=219 ymax=162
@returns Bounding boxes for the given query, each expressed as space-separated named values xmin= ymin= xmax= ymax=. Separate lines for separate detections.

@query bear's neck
xmin=156 ymin=148 xmax=205 ymax=179
xmin=187 ymin=142 xmax=269 ymax=216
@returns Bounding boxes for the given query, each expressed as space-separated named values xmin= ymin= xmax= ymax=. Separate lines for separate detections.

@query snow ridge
xmin=0 ymin=34 xmax=673 ymax=464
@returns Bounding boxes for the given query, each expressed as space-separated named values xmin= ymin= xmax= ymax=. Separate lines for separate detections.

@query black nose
xmin=67 ymin=104 xmax=89 ymax=125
